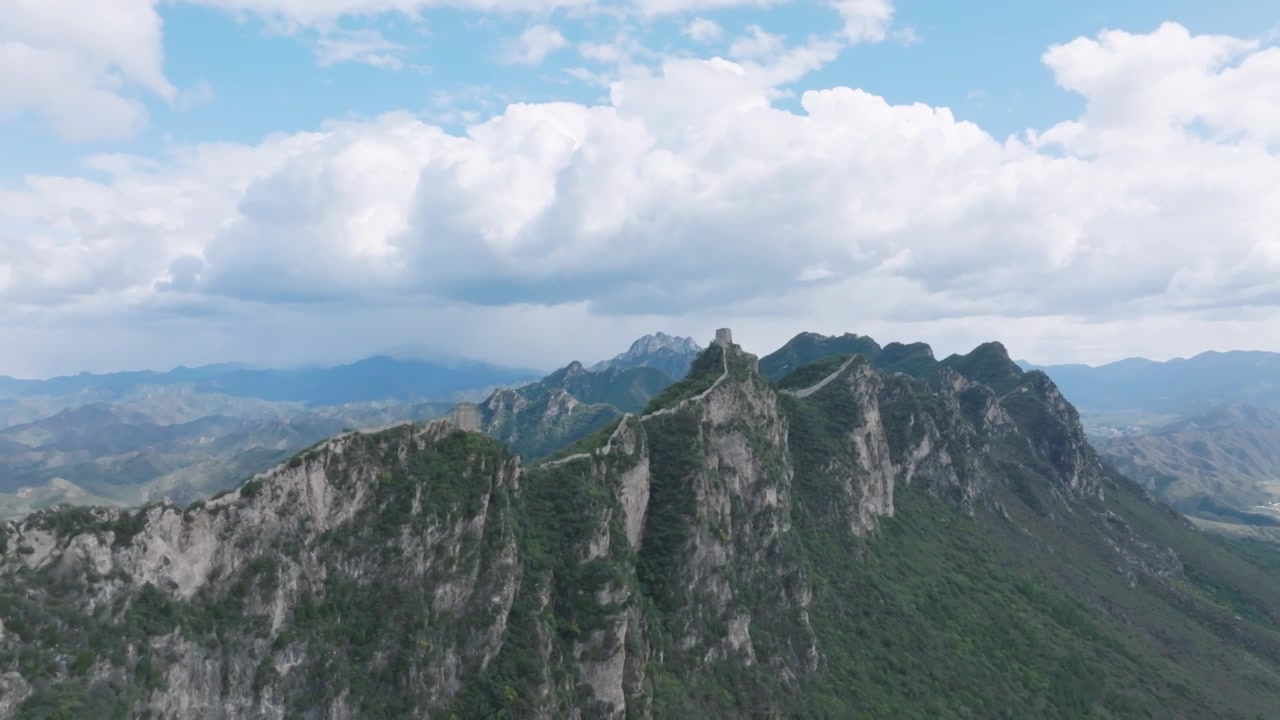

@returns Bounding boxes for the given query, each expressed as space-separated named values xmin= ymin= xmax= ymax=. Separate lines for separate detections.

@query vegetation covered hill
xmin=458 ymin=358 xmax=678 ymax=461
xmin=523 ymin=362 xmax=673 ymax=414
xmin=1 ymin=333 xmax=1278 ymax=717
xmin=758 ymin=331 xmax=882 ymax=380
xmin=759 ymin=331 xmax=937 ymax=381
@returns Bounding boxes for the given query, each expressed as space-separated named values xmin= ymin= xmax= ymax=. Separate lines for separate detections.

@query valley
xmin=1025 ymin=355 xmax=1280 ymax=545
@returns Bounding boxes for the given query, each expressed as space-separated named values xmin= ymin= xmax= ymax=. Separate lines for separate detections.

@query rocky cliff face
xmin=0 ymin=421 xmax=523 ymax=718
xmin=469 ymin=385 xmax=621 ymax=462
xmin=2 ymin=334 xmax=1279 ymax=718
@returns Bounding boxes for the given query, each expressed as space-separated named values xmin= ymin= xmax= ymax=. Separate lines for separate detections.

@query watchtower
xmin=714 ymin=328 xmax=733 ymax=347
xmin=450 ymin=403 xmax=480 ymax=432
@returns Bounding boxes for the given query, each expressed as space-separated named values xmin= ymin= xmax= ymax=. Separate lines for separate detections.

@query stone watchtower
xmin=714 ymin=328 xmax=733 ymax=347
xmin=450 ymin=403 xmax=480 ymax=432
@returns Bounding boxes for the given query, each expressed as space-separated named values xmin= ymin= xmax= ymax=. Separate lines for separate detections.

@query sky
xmin=2 ymin=0 xmax=1280 ymax=377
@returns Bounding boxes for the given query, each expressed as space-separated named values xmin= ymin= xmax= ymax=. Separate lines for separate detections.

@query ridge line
xmin=781 ymin=356 xmax=857 ymax=399
xmin=538 ymin=347 xmax=731 ymax=469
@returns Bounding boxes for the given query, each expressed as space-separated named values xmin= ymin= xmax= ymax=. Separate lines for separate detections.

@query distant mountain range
xmin=0 ymin=355 xmax=542 ymax=407
xmin=0 ymin=334 xmax=696 ymax=516
xmin=0 ymin=400 xmax=457 ymax=515
xmin=0 ymin=349 xmax=534 ymax=516
xmin=1021 ymin=350 xmax=1280 ymax=416
xmin=1018 ymin=352 xmax=1280 ymax=543
xmin=441 ymin=333 xmax=700 ymax=461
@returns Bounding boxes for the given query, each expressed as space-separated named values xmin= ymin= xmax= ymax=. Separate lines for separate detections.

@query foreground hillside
xmin=1 ymin=333 xmax=1278 ymax=718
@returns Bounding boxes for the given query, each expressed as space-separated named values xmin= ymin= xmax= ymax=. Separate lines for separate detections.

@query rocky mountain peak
xmin=627 ymin=331 xmax=700 ymax=356
xmin=590 ymin=332 xmax=704 ymax=378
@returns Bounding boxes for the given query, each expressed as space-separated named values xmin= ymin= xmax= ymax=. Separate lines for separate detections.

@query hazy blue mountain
xmin=1021 ymin=350 xmax=1280 ymax=415
xmin=0 ymin=356 xmax=541 ymax=406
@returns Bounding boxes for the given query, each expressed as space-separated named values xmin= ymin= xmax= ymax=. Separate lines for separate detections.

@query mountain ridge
xmin=1 ymin=331 xmax=1279 ymax=717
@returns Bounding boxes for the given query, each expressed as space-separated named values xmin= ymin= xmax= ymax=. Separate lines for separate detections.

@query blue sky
xmin=5 ymin=0 xmax=1276 ymax=178
xmin=2 ymin=0 xmax=1280 ymax=375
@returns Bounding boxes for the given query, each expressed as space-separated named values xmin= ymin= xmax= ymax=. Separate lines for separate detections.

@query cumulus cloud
xmin=1037 ymin=22 xmax=1280 ymax=149
xmin=3 ymin=21 xmax=1280 ymax=370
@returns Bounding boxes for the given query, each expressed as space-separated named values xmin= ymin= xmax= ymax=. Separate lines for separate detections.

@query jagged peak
xmin=480 ymin=386 xmax=526 ymax=413
xmin=590 ymin=332 xmax=704 ymax=375
xmin=627 ymin=331 xmax=701 ymax=353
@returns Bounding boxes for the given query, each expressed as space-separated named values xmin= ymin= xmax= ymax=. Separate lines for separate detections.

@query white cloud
xmin=727 ymin=28 xmax=844 ymax=86
xmin=832 ymin=0 xmax=894 ymax=44
xmin=728 ymin=26 xmax=786 ymax=61
xmin=186 ymin=0 xmax=788 ymax=27
xmin=501 ymin=24 xmax=570 ymax=65
xmin=1037 ymin=22 xmax=1280 ymax=150
xmin=3 ymin=22 xmax=1280 ymax=370
xmin=682 ymin=17 xmax=723 ymax=44
xmin=0 ymin=0 xmax=174 ymax=141
xmin=315 ymin=29 xmax=408 ymax=68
